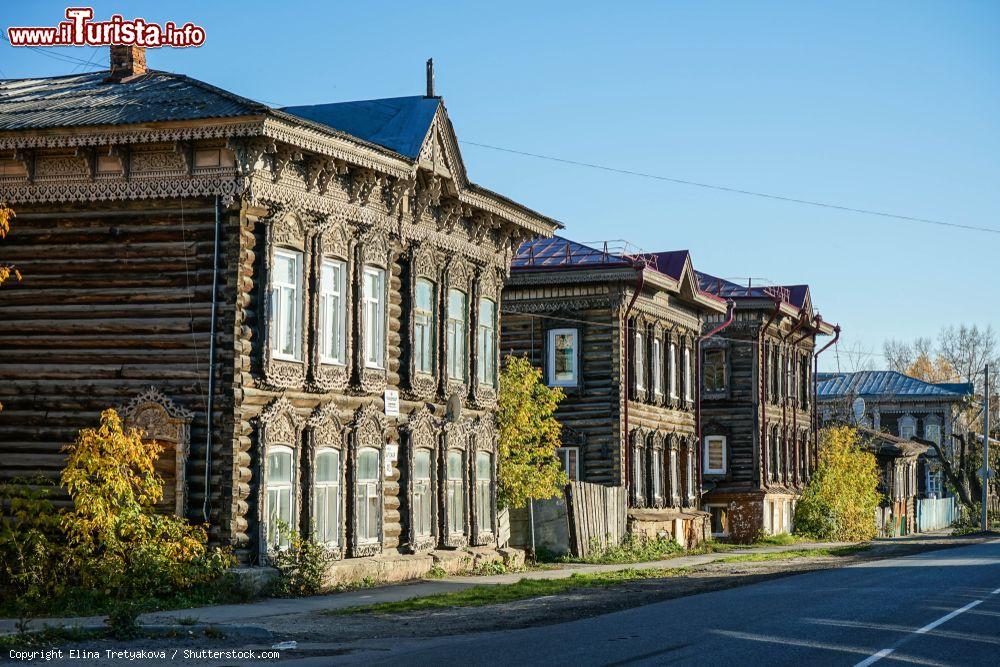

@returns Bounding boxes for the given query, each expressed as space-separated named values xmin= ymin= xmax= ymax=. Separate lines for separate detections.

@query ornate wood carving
xmin=443 ymin=256 xmax=473 ymax=400
xmin=403 ymin=407 xmax=440 ymax=553
xmin=310 ymin=216 xmax=354 ymax=393
xmin=306 ymin=402 xmax=347 ymax=559
xmin=472 ymin=267 xmax=502 ymax=409
xmin=441 ymin=418 xmax=472 ymax=548
xmin=407 ymin=244 xmax=441 ymax=401
xmin=469 ymin=416 xmax=497 ymax=546
xmin=255 ymin=397 xmax=306 ymax=558
xmin=259 ymin=210 xmax=310 ymax=389
xmin=354 ymin=226 xmax=393 ymax=395
xmin=119 ymin=387 xmax=193 ymax=517
xmin=349 ymin=404 xmax=388 ymax=558
xmin=271 ymin=144 xmax=303 ymax=183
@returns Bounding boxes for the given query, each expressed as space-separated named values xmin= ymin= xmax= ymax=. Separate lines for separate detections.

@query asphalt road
xmin=331 ymin=538 xmax=1000 ymax=666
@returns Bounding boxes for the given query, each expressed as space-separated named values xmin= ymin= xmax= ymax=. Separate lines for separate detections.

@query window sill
xmin=272 ymin=353 xmax=303 ymax=363
xmin=320 ymin=359 xmax=347 ymax=367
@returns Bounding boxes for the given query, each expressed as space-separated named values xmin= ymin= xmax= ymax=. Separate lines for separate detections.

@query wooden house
xmin=0 ymin=47 xmax=559 ymax=579
xmin=502 ymin=237 xmax=729 ymax=546
xmin=695 ymin=273 xmax=837 ymax=542
xmin=817 ymin=371 xmax=973 ymax=500
xmin=857 ymin=427 xmax=928 ymax=536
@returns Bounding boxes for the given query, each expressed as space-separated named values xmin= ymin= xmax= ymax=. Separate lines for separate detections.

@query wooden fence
xmin=565 ymin=482 xmax=627 ymax=558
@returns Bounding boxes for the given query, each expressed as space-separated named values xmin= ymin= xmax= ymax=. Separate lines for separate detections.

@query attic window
xmin=96 ymin=155 xmax=121 ymax=174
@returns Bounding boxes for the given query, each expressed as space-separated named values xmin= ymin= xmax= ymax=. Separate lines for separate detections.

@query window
xmin=686 ymin=447 xmax=696 ymax=502
xmin=704 ymin=436 xmax=726 ymax=475
xmin=683 ymin=346 xmax=692 ymax=401
xmin=475 ymin=452 xmax=492 ymax=533
xmin=899 ymin=416 xmax=916 ymax=440
xmin=926 ymin=469 xmax=942 ymax=498
xmin=314 ymin=450 xmax=341 ymax=546
xmin=412 ymin=449 xmax=433 ymax=538
xmin=703 ymin=349 xmax=726 ymax=393
xmin=652 ymin=339 xmax=663 ymax=396
xmin=632 ymin=444 xmax=646 ymax=503
xmin=669 ymin=447 xmax=680 ymax=505
xmin=266 ymin=446 xmax=294 ymax=549
xmin=669 ymin=342 xmax=678 ymax=399
xmin=635 ymin=331 xmax=646 ymax=391
xmin=799 ymin=357 xmax=809 ymax=405
xmin=446 ymin=289 xmax=468 ymax=381
xmin=651 ymin=449 xmax=663 ymax=502
xmin=319 ymin=259 xmax=346 ymax=365
xmin=362 ymin=267 xmax=385 ymax=369
xmin=557 ymin=447 xmax=580 ymax=482
xmin=270 ymin=250 xmax=303 ymax=361
xmin=355 ymin=448 xmax=380 ymax=543
xmin=925 ymin=423 xmax=942 ymax=446
xmin=709 ymin=506 xmax=729 ymax=536
xmin=548 ymin=329 xmax=579 ymax=386
xmin=446 ymin=451 xmax=465 ymax=534
xmin=477 ymin=298 xmax=497 ymax=386
xmin=414 ymin=279 xmax=435 ymax=374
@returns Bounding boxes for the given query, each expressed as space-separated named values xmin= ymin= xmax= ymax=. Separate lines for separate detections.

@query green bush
xmin=267 ymin=523 xmax=337 ymax=597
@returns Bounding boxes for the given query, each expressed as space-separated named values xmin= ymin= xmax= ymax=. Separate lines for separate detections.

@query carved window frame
xmin=630 ymin=427 xmax=649 ymax=508
xmin=441 ymin=418 xmax=472 ymax=547
xmin=472 ymin=268 xmax=501 ymax=408
xmin=667 ymin=331 xmax=680 ymax=406
xmin=443 ymin=257 xmax=473 ymax=400
xmin=306 ymin=403 xmax=347 ymax=558
xmin=311 ymin=217 xmax=354 ymax=393
xmin=119 ymin=387 xmax=193 ymax=517
xmin=355 ymin=227 xmax=392 ymax=396
xmin=651 ymin=326 xmax=665 ymax=405
xmin=408 ymin=244 xmax=441 ymax=401
xmin=403 ymin=407 xmax=440 ymax=553
xmin=261 ymin=211 xmax=310 ymax=389
xmin=682 ymin=335 xmax=695 ymax=408
xmin=667 ymin=434 xmax=682 ymax=507
xmin=702 ymin=340 xmax=730 ymax=399
xmin=631 ymin=317 xmax=650 ymax=403
xmin=648 ymin=432 xmax=666 ymax=508
xmin=683 ymin=435 xmax=698 ymax=507
xmin=256 ymin=397 xmax=305 ymax=561
xmin=348 ymin=405 xmax=388 ymax=558
xmin=470 ymin=417 xmax=498 ymax=546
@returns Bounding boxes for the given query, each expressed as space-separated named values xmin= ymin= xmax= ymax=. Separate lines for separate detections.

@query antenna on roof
xmin=426 ymin=58 xmax=435 ymax=98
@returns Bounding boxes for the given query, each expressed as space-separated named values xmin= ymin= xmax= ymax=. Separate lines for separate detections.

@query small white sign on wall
xmin=384 ymin=389 xmax=400 ymax=417
xmin=384 ymin=442 xmax=399 ymax=477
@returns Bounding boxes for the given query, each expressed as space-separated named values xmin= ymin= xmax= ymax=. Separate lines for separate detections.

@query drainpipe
xmin=622 ymin=262 xmax=645 ymax=497
xmin=696 ymin=300 xmax=735 ymax=496
xmin=758 ymin=300 xmax=782 ymax=488
xmin=781 ymin=313 xmax=809 ymax=487
xmin=813 ymin=323 xmax=841 ymax=471
xmin=202 ymin=195 xmax=222 ymax=523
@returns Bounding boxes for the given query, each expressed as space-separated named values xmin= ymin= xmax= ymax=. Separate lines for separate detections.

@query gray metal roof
xmin=817 ymin=371 xmax=973 ymax=400
xmin=281 ymin=96 xmax=439 ymax=160
xmin=0 ymin=71 xmax=267 ymax=130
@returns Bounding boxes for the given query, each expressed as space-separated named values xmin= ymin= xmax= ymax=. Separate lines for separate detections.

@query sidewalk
xmin=0 ymin=531 xmax=960 ymax=635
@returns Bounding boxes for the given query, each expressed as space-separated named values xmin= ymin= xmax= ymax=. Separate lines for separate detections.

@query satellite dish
xmin=446 ymin=393 xmax=463 ymax=422
xmin=852 ymin=397 xmax=866 ymax=425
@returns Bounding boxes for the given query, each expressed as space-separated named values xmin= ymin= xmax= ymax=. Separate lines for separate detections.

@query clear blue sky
xmin=4 ymin=1 xmax=998 ymax=371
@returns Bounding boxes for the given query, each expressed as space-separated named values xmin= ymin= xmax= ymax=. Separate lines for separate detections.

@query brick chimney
xmin=108 ymin=45 xmax=147 ymax=81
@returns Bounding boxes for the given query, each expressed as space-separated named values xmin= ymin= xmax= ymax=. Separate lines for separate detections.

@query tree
xmin=496 ymin=355 xmax=567 ymax=509
xmin=794 ymin=426 xmax=881 ymax=541
xmin=0 ymin=203 xmax=18 ymax=288
xmin=918 ymin=431 xmax=999 ymax=519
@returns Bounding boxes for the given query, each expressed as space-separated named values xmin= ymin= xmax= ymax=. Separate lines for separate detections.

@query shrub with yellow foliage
xmin=794 ymin=426 xmax=881 ymax=542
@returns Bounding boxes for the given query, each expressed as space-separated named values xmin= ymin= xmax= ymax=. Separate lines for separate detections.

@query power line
xmin=0 ymin=32 xmax=104 ymax=71
xmin=461 ymin=140 xmax=1000 ymax=236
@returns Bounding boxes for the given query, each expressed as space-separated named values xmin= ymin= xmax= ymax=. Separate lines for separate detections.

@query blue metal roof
xmin=512 ymin=236 xmax=633 ymax=270
xmin=0 ymin=71 xmax=266 ymax=130
xmin=817 ymin=371 xmax=973 ymax=399
xmin=281 ymin=96 xmax=440 ymax=160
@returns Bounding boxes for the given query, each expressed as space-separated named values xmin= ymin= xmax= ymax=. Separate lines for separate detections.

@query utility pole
xmin=983 ymin=364 xmax=991 ymax=532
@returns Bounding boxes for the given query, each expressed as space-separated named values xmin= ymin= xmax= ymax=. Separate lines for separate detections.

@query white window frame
xmin=924 ymin=423 xmax=942 ymax=446
xmin=362 ymin=266 xmax=386 ymax=369
xmin=446 ymin=289 xmax=468 ymax=382
xmin=547 ymin=328 xmax=579 ymax=387
xmin=313 ymin=449 xmax=341 ymax=546
xmin=446 ymin=450 xmax=466 ymax=534
xmin=669 ymin=342 xmax=678 ymax=399
xmin=412 ymin=449 xmax=433 ymax=538
xmin=899 ymin=415 xmax=916 ymax=440
xmin=683 ymin=346 xmax=692 ymax=401
xmin=414 ymin=278 xmax=436 ymax=375
xmin=557 ymin=446 xmax=580 ymax=482
xmin=635 ymin=331 xmax=646 ymax=391
xmin=652 ymin=339 xmax=663 ymax=397
xmin=475 ymin=451 xmax=493 ymax=534
xmin=355 ymin=447 xmax=380 ymax=544
xmin=669 ymin=447 xmax=681 ymax=506
xmin=703 ymin=435 xmax=727 ymax=475
xmin=265 ymin=445 xmax=295 ymax=550
xmin=651 ymin=449 xmax=663 ymax=501
xmin=477 ymin=297 xmax=497 ymax=387
xmin=319 ymin=258 xmax=347 ymax=365
xmin=270 ymin=249 xmax=303 ymax=362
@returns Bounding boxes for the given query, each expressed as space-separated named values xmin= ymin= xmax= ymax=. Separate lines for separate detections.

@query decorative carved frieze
xmin=271 ymin=145 xmax=303 ymax=183
xmin=227 ymin=136 xmax=277 ymax=175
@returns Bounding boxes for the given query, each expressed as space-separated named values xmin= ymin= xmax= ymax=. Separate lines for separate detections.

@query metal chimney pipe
xmin=426 ymin=58 xmax=435 ymax=98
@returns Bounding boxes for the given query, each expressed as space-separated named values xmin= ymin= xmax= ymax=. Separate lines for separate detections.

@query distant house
xmin=857 ymin=427 xmax=928 ymax=536
xmin=695 ymin=273 xmax=837 ymax=542
xmin=502 ymin=237 xmax=729 ymax=546
xmin=817 ymin=371 xmax=973 ymax=499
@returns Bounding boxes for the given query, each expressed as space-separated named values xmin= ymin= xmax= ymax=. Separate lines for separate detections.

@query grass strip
xmin=327 ymin=567 xmax=689 ymax=616
xmin=716 ymin=545 xmax=869 ymax=563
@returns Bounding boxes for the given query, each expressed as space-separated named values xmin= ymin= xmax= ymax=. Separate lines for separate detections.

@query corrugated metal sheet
xmin=0 ymin=71 xmax=267 ymax=130
xmin=281 ymin=96 xmax=439 ymax=160
xmin=512 ymin=236 xmax=633 ymax=270
xmin=816 ymin=371 xmax=974 ymax=399
xmin=696 ymin=270 xmax=809 ymax=308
